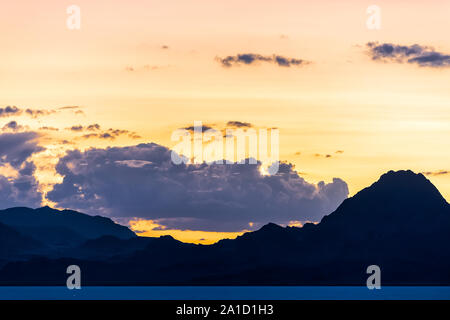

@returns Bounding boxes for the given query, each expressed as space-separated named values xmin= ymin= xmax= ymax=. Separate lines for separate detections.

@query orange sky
xmin=0 ymin=0 xmax=449 ymax=244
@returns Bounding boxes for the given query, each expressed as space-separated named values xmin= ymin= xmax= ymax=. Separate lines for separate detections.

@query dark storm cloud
xmin=366 ymin=42 xmax=450 ymax=68
xmin=217 ymin=53 xmax=310 ymax=68
xmin=48 ymin=143 xmax=349 ymax=232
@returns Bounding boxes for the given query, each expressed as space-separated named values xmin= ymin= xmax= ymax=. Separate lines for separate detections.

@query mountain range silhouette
xmin=0 ymin=170 xmax=449 ymax=285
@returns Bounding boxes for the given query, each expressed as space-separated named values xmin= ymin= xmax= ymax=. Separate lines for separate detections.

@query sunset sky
xmin=1 ymin=0 xmax=449 ymax=244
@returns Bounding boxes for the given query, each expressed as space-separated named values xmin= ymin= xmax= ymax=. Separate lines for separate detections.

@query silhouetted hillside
xmin=0 ymin=206 xmax=136 ymax=248
xmin=1 ymin=170 xmax=450 ymax=285
xmin=0 ymin=222 xmax=44 ymax=261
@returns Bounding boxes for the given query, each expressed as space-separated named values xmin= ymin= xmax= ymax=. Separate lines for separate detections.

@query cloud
xmin=67 ymin=124 xmax=139 ymax=140
xmin=226 ymin=121 xmax=253 ymax=128
xmin=86 ymin=124 xmax=101 ymax=131
xmin=183 ymin=125 xmax=214 ymax=132
xmin=421 ymin=170 xmax=449 ymax=176
xmin=0 ymin=106 xmax=57 ymax=119
xmin=67 ymin=124 xmax=100 ymax=132
xmin=0 ymin=161 xmax=42 ymax=209
xmin=0 ymin=132 xmax=44 ymax=168
xmin=68 ymin=125 xmax=84 ymax=132
xmin=25 ymin=108 xmax=55 ymax=118
xmin=78 ymin=128 xmax=141 ymax=140
xmin=47 ymin=143 xmax=349 ymax=232
xmin=0 ymin=132 xmax=44 ymax=208
xmin=0 ymin=106 xmax=21 ymax=118
xmin=39 ymin=126 xmax=59 ymax=131
xmin=366 ymin=42 xmax=450 ymax=68
xmin=2 ymin=121 xmax=25 ymax=132
xmin=81 ymin=133 xmax=115 ymax=140
xmin=314 ymin=153 xmax=332 ymax=159
xmin=217 ymin=53 xmax=311 ymax=68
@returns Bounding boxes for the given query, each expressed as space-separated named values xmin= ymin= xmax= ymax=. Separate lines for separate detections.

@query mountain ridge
xmin=0 ymin=169 xmax=449 ymax=285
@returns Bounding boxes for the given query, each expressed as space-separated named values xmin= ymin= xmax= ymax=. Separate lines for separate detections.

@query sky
xmin=0 ymin=0 xmax=449 ymax=244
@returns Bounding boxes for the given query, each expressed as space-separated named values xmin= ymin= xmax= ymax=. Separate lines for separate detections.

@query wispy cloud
xmin=78 ymin=127 xmax=141 ymax=140
xmin=0 ymin=106 xmax=57 ymax=118
xmin=421 ymin=170 xmax=449 ymax=176
xmin=217 ymin=53 xmax=311 ymax=68
xmin=39 ymin=126 xmax=59 ymax=131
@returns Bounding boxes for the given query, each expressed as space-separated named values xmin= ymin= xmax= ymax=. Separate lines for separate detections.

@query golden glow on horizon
xmin=129 ymin=219 xmax=247 ymax=245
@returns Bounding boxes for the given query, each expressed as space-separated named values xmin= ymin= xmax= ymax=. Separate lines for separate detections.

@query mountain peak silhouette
xmin=317 ymin=170 xmax=450 ymax=241
xmin=372 ymin=170 xmax=447 ymax=204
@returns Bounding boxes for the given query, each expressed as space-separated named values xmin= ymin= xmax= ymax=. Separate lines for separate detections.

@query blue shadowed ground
xmin=1 ymin=287 xmax=450 ymax=300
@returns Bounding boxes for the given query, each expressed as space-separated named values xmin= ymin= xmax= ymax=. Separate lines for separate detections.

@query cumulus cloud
xmin=0 ymin=162 xmax=42 ymax=209
xmin=0 ymin=132 xmax=44 ymax=208
xmin=0 ymin=132 xmax=44 ymax=168
xmin=217 ymin=53 xmax=310 ymax=68
xmin=366 ymin=42 xmax=450 ymax=68
xmin=48 ymin=143 xmax=349 ymax=232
